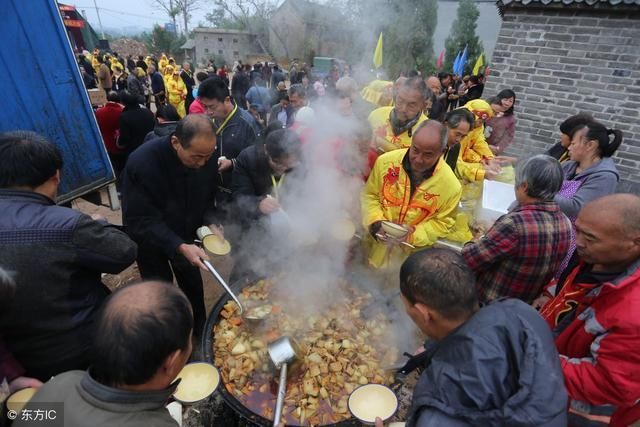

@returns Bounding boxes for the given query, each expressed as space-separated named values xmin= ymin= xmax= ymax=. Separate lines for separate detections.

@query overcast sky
xmin=72 ymin=0 xmax=214 ymax=33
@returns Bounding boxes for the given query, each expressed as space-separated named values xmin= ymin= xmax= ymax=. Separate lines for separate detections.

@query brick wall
xmin=484 ymin=6 xmax=640 ymax=194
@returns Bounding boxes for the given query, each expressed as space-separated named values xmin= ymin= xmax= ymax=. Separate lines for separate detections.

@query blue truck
xmin=0 ymin=0 xmax=116 ymax=205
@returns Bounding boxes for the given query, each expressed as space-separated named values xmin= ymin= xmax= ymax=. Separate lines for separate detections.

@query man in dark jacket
xmin=231 ymin=66 xmax=251 ymax=110
xmin=143 ymin=104 xmax=180 ymax=144
xmin=198 ymin=76 xmax=259 ymax=215
xmin=0 ymin=131 xmax=137 ymax=381
xmin=120 ymin=114 xmax=220 ymax=339
xmin=148 ymin=64 xmax=166 ymax=106
xmin=181 ymin=62 xmax=196 ymax=112
xmin=270 ymin=65 xmax=286 ymax=89
xmin=15 ymin=281 xmax=192 ymax=427
xmin=381 ymin=248 xmax=568 ymax=427
xmin=118 ymin=90 xmax=155 ymax=155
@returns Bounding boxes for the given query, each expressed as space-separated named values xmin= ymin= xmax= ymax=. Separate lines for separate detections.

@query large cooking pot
xmin=202 ymin=275 xmax=361 ymax=427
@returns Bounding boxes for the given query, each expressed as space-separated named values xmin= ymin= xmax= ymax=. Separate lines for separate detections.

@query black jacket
xmin=271 ymin=69 xmax=286 ymax=88
xmin=181 ymin=70 xmax=195 ymax=101
xmin=231 ymin=144 xmax=274 ymax=219
xmin=407 ymin=299 xmax=568 ymax=427
xmin=120 ymin=136 xmax=218 ymax=258
xmin=0 ymin=190 xmax=137 ymax=380
xmin=269 ymin=104 xmax=294 ymax=127
xmin=231 ymin=71 xmax=250 ymax=97
xmin=118 ymin=106 xmax=155 ymax=153
xmin=216 ymin=107 xmax=259 ymax=195
xmin=126 ymin=74 xmax=145 ymax=104
xmin=143 ymin=122 xmax=178 ymax=144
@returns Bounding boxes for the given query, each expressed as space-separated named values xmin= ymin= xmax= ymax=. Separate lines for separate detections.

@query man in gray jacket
xmin=0 ymin=131 xmax=137 ymax=381
xmin=377 ymin=248 xmax=568 ymax=427
xmin=15 ymin=281 xmax=192 ymax=427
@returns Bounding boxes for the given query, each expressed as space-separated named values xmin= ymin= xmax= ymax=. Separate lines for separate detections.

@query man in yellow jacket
xmin=362 ymin=120 xmax=462 ymax=269
xmin=368 ymin=77 xmax=429 ymax=154
xmin=459 ymin=99 xmax=495 ymax=163
xmin=166 ymin=67 xmax=187 ymax=117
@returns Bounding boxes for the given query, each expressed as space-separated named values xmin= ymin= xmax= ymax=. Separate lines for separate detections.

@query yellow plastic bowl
xmin=380 ymin=221 xmax=409 ymax=239
xmin=348 ymin=384 xmax=398 ymax=425
xmin=173 ymin=362 xmax=220 ymax=404
xmin=7 ymin=387 xmax=37 ymax=413
xmin=202 ymin=235 xmax=231 ymax=256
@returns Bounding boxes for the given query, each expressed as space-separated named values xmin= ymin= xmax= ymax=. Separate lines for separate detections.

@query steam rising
xmin=235 ymin=97 xmax=421 ymax=357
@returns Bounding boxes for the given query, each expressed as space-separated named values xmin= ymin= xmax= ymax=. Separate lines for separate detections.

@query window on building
xmin=218 ymin=37 xmax=223 ymax=42
xmin=204 ymin=36 xmax=208 ymax=40
xmin=233 ymin=38 xmax=238 ymax=43
xmin=204 ymin=48 xmax=209 ymax=53
xmin=218 ymin=49 xmax=223 ymax=55
xmin=233 ymin=51 xmax=239 ymax=57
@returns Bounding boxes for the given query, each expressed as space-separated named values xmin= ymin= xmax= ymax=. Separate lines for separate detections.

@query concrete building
xmin=269 ymin=0 xmax=354 ymax=63
xmin=190 ymin=28 xmax=265 ymax=67
xmin=486 ymin=0 xmax=640 ymax=193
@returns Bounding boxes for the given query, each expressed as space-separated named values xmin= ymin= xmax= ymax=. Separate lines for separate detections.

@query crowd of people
xmin=0 ymin=47 xmax=638 ymax=427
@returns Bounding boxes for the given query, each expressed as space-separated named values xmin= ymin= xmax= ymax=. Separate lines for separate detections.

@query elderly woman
xmin=555 ymin=120 xmax=622 ymax=219
xmin=462 ymin=155 xmax=572 ymax=303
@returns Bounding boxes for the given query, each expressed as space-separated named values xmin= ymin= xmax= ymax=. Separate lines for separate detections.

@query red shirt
xmin=95 ymin=102 xmax=124 ymax=153
xmin=189 ymin=98 xmax=206 ymax=115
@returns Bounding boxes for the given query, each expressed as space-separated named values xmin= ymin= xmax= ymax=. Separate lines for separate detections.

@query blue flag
xmin=452 ymin=51 xmax=461 ymax=74
xmin=459 ymin=45 xmax=469 ymax=75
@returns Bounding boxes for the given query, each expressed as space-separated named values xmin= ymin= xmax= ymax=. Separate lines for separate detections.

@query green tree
xmin=443 ymin=0 xmax=483 ymax=76
xmin=333 ymin=0 xmax=438 ymax=78
xmin=385 ymin=0 xmax=438 ymax=77
xmin=142 ymin=25 xmax=186 ymax=57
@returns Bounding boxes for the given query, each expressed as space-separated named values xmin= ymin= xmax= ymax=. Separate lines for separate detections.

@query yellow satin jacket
xmin=361 ymin=149 xmax=462 ymax=268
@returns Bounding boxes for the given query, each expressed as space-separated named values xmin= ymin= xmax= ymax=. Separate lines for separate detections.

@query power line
xmin=75 ymin=5 xmax=166 ymax=21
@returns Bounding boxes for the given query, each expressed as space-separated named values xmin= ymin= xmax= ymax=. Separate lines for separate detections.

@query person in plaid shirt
xmin=462 ymin=155 xmax=572 ymax=303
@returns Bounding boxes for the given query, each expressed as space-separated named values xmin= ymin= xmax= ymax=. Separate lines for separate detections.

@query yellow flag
xmin=373 ymin=33 xmax=383 ymax=69
xmin=472 ymin=53 xmax=484 ymax=75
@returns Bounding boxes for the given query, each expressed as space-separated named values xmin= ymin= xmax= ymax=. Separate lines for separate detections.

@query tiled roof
xmin=499 ymin=0 xmax=640 ymax=6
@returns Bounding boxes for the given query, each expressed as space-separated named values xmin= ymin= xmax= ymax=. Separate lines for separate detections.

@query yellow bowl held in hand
xmin=380 ymin=221 xmax=410 ymax=239
xmin=348 ymin=383 xmax=399 ymax=425
xmin=202 ymin=234 xmax=231 ymax=256
xmin=6 ymin=387 xmax=37 ymax=413
xmin=173 ymin=362 xmax=220 ymax=404
xmin=197 ymin=226 xmax=231 ymax=256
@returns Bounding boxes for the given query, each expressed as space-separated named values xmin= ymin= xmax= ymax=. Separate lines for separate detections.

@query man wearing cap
xmin=166 ymin=66 xmax=188 ymax=118
xmin=362 ymin=120 xmax=461 ymax=269
xmin=459 ymin=99 xmax=496 ymax=164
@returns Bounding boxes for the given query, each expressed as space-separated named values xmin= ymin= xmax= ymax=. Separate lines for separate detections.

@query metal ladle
xmin=202 ymin=259 xmax=244 ymax=315
xmin=201 ymin=258 xmax=271 ymax=320
xmin=267 ymin=337 xmax=298 ymax=427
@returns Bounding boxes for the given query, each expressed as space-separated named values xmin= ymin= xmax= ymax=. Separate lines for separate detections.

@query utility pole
xmin=92 ymin=0 xmax=105 ymax=39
